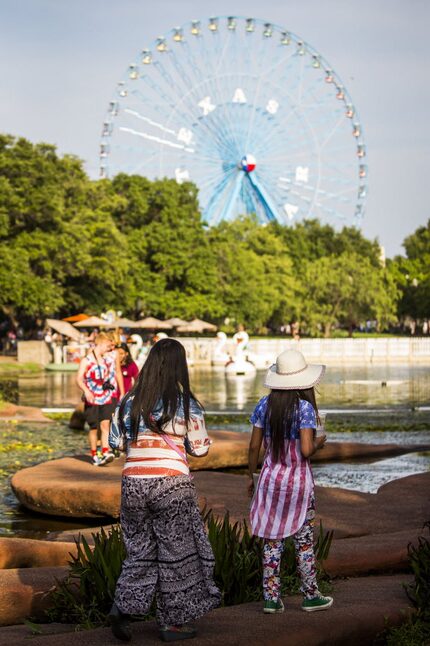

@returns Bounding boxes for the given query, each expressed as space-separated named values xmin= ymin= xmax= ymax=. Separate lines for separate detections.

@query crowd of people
xmin=75 ymin=332 xmax=332 ymax=642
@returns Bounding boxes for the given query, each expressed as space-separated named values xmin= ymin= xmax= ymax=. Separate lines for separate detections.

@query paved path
xmin=0 ymin=575 xmax=412 ymax=646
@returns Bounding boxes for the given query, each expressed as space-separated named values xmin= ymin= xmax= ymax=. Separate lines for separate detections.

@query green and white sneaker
xmin=302 ymin=595 xmax=333 ymax=612
xmin=263 ymin=599 xmax=285 ymax=614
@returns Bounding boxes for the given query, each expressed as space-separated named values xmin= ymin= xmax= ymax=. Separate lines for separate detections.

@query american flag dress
xmin=250 ymin=396 xmax=316 ymax=540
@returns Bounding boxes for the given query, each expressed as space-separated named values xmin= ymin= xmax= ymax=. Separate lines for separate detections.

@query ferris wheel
xmin=100 ymin=16 xmax=367 ymax=226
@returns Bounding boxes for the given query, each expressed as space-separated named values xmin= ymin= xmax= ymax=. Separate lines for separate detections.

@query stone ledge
xmin=0 ymin=538 xmax=76 ymax=570
xmin=0 ymin=574 xmax=414 ymax=644
xmin=0 ymin=566 xmax=67 ymax=626
xmin=11 ymin=431 xmax=428 ymax=519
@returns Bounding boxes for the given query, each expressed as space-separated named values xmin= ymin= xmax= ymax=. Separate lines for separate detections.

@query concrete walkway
xmin=0 ymin=575 xmax=412 ymax=646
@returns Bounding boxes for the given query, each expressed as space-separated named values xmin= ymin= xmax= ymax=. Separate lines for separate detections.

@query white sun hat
xmin=264 ymin=349 xmax=326 ymax=390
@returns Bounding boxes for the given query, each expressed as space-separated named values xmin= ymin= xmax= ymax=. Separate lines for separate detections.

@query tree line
xmin=0 ymin=134 xmax=428 ymax=336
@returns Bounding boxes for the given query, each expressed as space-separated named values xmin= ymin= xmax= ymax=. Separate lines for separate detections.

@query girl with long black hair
xmin=108 ymin=338 xmax=220 ymax=642
xmin=248 ymin=349 xmax=333 ymax=615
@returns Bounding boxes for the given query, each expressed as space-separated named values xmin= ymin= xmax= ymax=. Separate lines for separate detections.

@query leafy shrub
xmin=47 ymin=511 xmax=333 ymax=627
xmin=205 ymin=510 xmax=333 ymax=605
xmin=404 ymin=522 xmax=430 ymax=621
xmin=46 ymin=525 xmax=126 ymax=627
xmin=376 ymin=522 xmax=430 ymax=645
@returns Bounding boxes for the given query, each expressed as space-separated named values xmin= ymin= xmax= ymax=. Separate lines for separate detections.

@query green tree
xmin=300 ymin=252 xmax=398 ymax=337
xmin=111 ymin=175 xmax=221 ymax=319
xmin=0 ymin=135 xmax=130 ymax=321
xmin=393 ymin=220 xmax=430 ymax=322
xmin=209 ymin=218 xmax=297 ymax=329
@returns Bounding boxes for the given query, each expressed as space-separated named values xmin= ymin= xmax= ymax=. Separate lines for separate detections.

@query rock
xmin=324 ymin=529 xmax=421 ymax=576
xmin=0 ymin=403 xmax=53 ymax=423
xmin=0 ymin=574 xmax=413 ymax=643
xmin=0 ymin=538 xmax=77 ymax=569
xmin=11 ymin=431 xmax=427 ymax=519
xmin=11 ymin=456 xmax=122 ymax=518
xmin=0 ymin=566 xmax=67 ymax=626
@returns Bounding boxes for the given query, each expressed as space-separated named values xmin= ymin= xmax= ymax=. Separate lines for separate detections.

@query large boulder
xmin=11 ymin=455 xmax=122 ymax=518
xmin=0 ymin=566 xmax=67 ymax=626
xmin=0 ymin=403 xmax=53 ymax=423
xmin=0 ymin=538 xmax=76 ymax=569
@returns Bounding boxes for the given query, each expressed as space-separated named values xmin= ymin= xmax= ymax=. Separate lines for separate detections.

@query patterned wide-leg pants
xmin=114 ymin=475 xmax=221 ymax=626
xmin=262 ymin=496 xmax=319 ymax=601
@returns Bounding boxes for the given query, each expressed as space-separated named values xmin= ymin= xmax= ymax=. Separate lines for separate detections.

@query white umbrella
xmin=74 ymin=316 xmax=107 ymax=328
xmin=135 ymin=317 xmax=172 ymax=330
xmin=164 ymin=317 xmax=190 ymax=327
xmin=46 ymin=319 xmax=82 ymax=342
xmin=176 ymin=318 xmax=218 ymax=333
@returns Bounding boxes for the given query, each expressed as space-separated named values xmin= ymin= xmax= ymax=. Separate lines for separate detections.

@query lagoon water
xmin=0 ymin=363 xmax=429 ymax=538
xmin=10 ymin=363 xmax=430 ymax=411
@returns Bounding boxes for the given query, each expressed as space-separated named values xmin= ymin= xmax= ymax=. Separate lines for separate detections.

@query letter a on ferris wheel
xmin=101 ymin=16 xmax=367 ymax=226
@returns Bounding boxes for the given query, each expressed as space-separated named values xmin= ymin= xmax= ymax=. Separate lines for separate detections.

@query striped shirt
xmin=250 ymin=396 xmax=316 ymax=539
xmin=108 ymin=396 xmax=211 ymax=478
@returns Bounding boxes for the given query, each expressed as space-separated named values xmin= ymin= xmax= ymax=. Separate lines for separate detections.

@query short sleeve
xmin=299 ymin=399 xmax=317 ymax=430
xmin=250 ymin=396 xmax=268 ymax=428
xmin=109 ymin=402 xmax=125 ymax=450
xmin=186 ymin=399 xmax=211 ymax=456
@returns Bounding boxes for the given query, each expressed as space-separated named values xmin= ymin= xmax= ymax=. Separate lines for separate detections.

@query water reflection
xmin=313 ymin=451 xmax=430 ymax=493
xmin=7 ymin=363 xmax=430 ymax=411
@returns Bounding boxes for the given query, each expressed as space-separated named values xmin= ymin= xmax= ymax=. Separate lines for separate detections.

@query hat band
xmin=277 ymin=365 xmax=308 ymax=376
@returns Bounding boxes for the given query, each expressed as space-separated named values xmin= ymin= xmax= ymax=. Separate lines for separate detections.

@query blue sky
xmin=1 ymin=0 xmax=429 ymax=256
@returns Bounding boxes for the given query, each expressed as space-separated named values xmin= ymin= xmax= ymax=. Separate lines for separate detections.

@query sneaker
xmin=92 ymin=455 xmax=102 ymax=466
xmin=159 ymin=625 xmax=196 ymax=642
xmin=302 ymin=595 xmax=333 ymax=612
xmin=263 ymin=598 xmax=285 ymax=614
xmin=99 ymin=452 xmax=115 ymax=466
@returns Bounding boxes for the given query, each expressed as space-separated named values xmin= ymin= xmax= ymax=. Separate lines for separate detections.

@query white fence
xmin=180 ymin=336 xmax=430 ymax=365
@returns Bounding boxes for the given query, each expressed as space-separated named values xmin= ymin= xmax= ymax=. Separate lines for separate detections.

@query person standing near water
xmin=77 ymin=332 xmax=124 ymax=466
xmin=116 ymin=343 xmax=139 ymax=394
xmin=108 ymin=338 xmax=220 ymax=642
xmin=248 ymin=349 xmax=333 ymax=614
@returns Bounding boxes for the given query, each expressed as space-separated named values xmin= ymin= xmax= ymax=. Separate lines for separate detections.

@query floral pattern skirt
xmin=114 ymin=475 xmax=221 ymax=626
xmin=262 ymin=495 xmax=319 ymax=601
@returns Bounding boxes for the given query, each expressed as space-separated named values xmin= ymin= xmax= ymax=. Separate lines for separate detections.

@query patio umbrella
xmin=74 ymin=316 xmax=107 ymax=328
xmin=98 ymin=317 xmax=142 ymax=329
xmin=46 ymin=319 xmax=83 ymax=342
xmin=62 ymin=314 xmax=89 ymax=322
xmin=176 ymin=318 xmax=218 ymax=333
xmin=164 ymin=317 xmax=190 ymax=327
xmin=135 ymin=317 xmax=172 ymax=330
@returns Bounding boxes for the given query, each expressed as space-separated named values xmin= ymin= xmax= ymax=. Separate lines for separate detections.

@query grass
xmin=0 ymin=362 xmax=42 ymax=375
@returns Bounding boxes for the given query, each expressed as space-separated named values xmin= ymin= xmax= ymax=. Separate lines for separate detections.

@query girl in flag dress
xmin=248 ymin=349 xmax=333 ymax=614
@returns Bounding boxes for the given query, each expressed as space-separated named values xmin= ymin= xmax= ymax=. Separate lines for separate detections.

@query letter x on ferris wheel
xmin=100 ymin=16 xmax=367 ymax=226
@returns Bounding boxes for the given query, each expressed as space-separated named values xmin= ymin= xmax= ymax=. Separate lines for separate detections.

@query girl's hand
xmin=315 ymin=434 xmax=327 ymax=450
xmin=247 ymin=477 xmax=255 ymax=498
xmin=85 ymin=390 xmax=95 ymax=404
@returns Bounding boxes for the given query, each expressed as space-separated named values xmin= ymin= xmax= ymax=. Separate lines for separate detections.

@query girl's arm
xmin=76 ymin=357 xmax=94 ymax=403
xmin=108 ymin=404 xmax=124 ymax=451
xmin=300 ymin=428 xmax=326 ymax=458
xmin=115 ymin=351 xmax=125 ymax=398
xmin=247 ymin=425 xmax=263 ymax=497
xmin=185 ymin=415 xmax=211 ymax=457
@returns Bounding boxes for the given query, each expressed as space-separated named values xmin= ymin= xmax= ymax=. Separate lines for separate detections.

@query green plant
xmin=404 ymin=521 xmax=430 ymax=621
xmin=46 ymin=525 xmax=126 ymax=627
xmin=46 ymin=511 xmax=333 ymax=627
xmin=377 ymin=523 xmax=430 ymax=645
xmin=204 ymin=509 xmax=333 ymax=606
xmin=204 ymin=510 xmax=262 ymax=605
